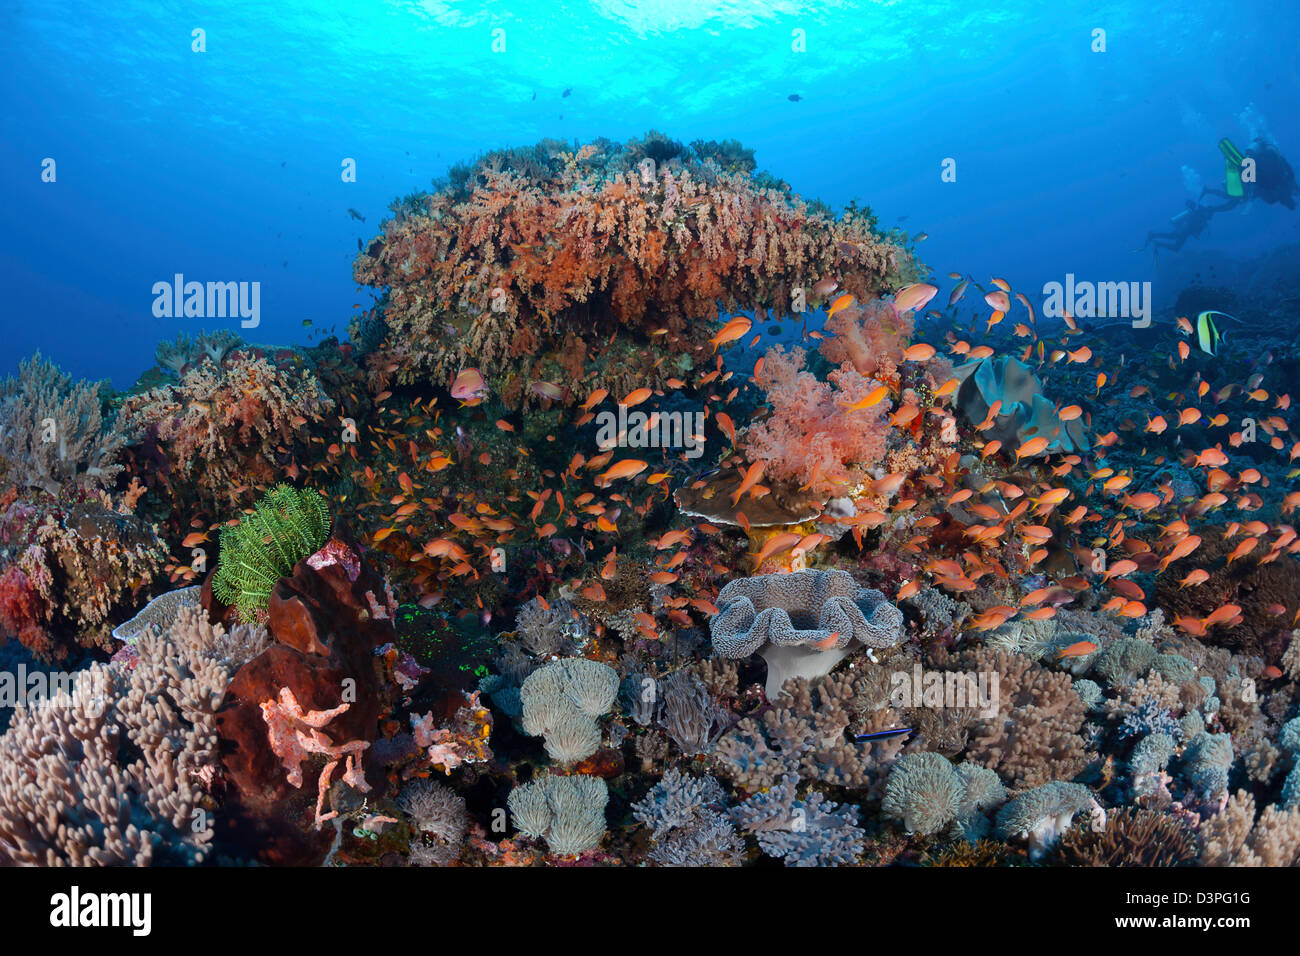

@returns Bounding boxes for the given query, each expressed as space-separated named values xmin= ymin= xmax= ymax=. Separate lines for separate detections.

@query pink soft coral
xmin=743 ymin=345 xmax=888 ymax=498
xmin=819 ymin=297 xmax=913 ymax=382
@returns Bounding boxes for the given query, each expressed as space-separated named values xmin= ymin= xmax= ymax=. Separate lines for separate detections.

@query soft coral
xmin=744 ymin=345 xmax=889 ymax=498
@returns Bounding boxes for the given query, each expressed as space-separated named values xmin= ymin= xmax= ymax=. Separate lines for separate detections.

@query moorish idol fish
xmin=1196 ymin=310 xmax=1232 ymax=356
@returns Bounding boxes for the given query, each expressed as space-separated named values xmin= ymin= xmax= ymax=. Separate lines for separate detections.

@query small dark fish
xmin=787 ymin=93 xmax=802 ymax=101
xmin=280 ymin=160 xmax=285 ymax=167
xmin=357 ymin=238 xmax=363 ymax=251
xmin=914 ymin=232 xmax=929 ymax=241
xmin=562 ymin=87 xmax=572 ymax=97
xmin=347 ymin=208 xmax=366 ymax=222
xmin=855 ymin=727 xmax=912 ymax=741
xmin=531 ymin=91 xmax=536 ymax=100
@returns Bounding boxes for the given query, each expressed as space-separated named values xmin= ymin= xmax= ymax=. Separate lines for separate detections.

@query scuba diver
xmin=1141 ymin=197 xmax=1235 ymax=254
xmin=1202 ymin=136 xmax=1298 ymax=210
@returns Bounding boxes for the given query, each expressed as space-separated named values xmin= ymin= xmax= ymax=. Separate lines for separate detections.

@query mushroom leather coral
xmin=710 ymin=568 xmax=904 ymax=698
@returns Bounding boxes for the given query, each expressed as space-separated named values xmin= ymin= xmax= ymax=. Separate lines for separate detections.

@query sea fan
xmin=212 ymin=484 xmax=331 ymax=623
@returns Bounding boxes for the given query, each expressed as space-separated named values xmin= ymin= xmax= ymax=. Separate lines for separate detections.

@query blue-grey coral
xmin=709 ymin=568 xmax=904 ymax=698
xmin=1181 ymin=731 xmax=1234 ymax=800
xmin=1094 ymin=638 xmax=1157 ymax=686
xmin=631 ymin=769 xmax=729 ymax=839
xmin=995 ymin=781 xmax=1101 ymax=861
xmin=646 ymin=808 xmax=744 ymax=867
xmin=730 ymin=774 xmax=863 ymax=867
xmin=1118 ymin=699 xmax=1183 ymax=741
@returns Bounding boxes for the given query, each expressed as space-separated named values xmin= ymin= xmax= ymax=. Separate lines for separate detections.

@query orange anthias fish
xmin=1057 ymin=640 xmax=1098 ymax=659
xmin=731 ymin=461 xmax=765 ymax=504
xmin=709 ymin=317 xmax=752 ymax=352
xmin=893 ymin=283 xmax=938 ymax=314
xmin=596 ymin=459 xmax=649 ymax=486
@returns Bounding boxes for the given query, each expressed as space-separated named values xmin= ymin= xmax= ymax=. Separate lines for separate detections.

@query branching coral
xmin=1200 ymin=791 xmax=1300 ymax=866
xmin=957 ymin=647 xmax=1090 ymax=789
xmin=712 ymin=667 xmax=904 ymax=793
xmin=0 ymin=605 xmax=236 ymax=864
xmin=730 ymin=773 xmax=863 ymax=866
xmin=0 ymin=353 xmax=125 ymax=495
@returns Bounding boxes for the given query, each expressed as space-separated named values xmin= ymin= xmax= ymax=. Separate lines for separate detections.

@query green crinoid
xmin=212 ymin=484 xmax=331 ymax=624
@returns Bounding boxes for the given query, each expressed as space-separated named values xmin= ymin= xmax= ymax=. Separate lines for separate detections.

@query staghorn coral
xmin=0 ymin=604 xmax=237 ymax=864
xmin=710 ymin=567 xmax=904 ymax=698
xmin=0 ymin=353 xmax=125 ymax=495
xmin=743 ymin=345 xmax=889 ymax=499
xmin=507 ymin=773 xmax=608 ymax=857
xmin=353 ymin=134 xmax=919 ymax=408
xmin=121 ymin=351 xmax=333 ymax=511
xmin=730 ymin=773 xmax=863 ymax=867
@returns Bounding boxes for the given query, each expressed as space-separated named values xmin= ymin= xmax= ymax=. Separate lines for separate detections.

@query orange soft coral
xmin=122 ymin=352 xmax=333 ymax=512
xmin=743 ymin=346 xmax=889 ymax=499
xmin=352 ymin=134 xmax=923 ymax=408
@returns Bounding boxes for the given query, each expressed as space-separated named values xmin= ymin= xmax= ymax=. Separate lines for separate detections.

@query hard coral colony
xmin=4 ymin=130 xmax=1300 ymax=875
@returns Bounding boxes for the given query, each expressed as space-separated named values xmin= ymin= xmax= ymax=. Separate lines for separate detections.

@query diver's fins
xmin=1219 ymin=137 xmax=1246 ymax=198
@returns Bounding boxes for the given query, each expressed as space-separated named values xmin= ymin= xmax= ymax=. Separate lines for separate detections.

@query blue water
xmin=3 ymin=0 xmax=1298 ymax=388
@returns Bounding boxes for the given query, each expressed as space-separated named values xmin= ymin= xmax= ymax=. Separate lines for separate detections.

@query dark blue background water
xmin=3 ymin=0 xmax=1298 ymax=388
